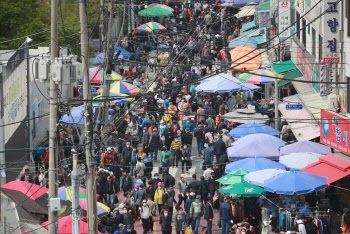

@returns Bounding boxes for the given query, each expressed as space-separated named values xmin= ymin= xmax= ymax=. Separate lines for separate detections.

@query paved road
xmin=115 ymin=138 xmax=225 ymax=234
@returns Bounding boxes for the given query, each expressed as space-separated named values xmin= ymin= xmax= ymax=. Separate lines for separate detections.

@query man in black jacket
xmin=149 ymin=129 xmax=160 ymax=160
xmin=207 ymin=172 xmax=217 ymax=198
xmin=189 ymin=174 xmax=201 ymax=195
xmin=182 ymin=128 xmax=193 ymax=156
xmin=204 ymin=197 xmax=214 ymax=234
xmin=213 ymin=135 xmax=227 ymax=162
xmin=194 ymin=125 xmax=205 ymax=156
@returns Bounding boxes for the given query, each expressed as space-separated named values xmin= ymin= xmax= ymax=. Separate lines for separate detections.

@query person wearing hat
xmin=190 ymin=195 xmax=204 ymax=234
xmin=220 ymin=196 xmax=234 ymax=234
xmin=154 ymin=182 xmax=165 ymax=215
xmin=124 ymin=224 xmax=136 ymax=234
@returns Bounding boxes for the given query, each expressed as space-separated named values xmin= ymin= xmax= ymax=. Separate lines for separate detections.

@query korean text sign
xmin=323 ymin=0 xmax=340 ymax=62
xmin=320 ymin=109 xmax=350 ymax=155
xmin=279 ymin=0 xmax=291 ymax=38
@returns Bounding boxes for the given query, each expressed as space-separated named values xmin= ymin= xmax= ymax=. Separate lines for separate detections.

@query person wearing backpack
xmin=163 ymin=168 xmax=175 ymax=188
xmin=162 ymin=186 xmax=176 ymax=220
xmin=304 ymin=217 xmax=318 ymax=234
xmin=190 ymin=195 xmax=204 ymax=234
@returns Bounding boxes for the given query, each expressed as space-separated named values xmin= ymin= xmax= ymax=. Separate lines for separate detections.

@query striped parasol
xmin=239 ymin=69 xmax=283 ymax=84
xmin=136 ymin=22 xmax=166 ymax=32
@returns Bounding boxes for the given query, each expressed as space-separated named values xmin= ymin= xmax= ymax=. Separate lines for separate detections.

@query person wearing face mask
xmin=122 ymin=208 xmax=133 ymax=227
xmin=131 ymin=146 xmax=138 ymax=177
xmin=183 ymin=119 xmax=194 ymax=133
xmin=175 ymin=207 xmax=187 ymax=234
xmin=160 ymin=208 xmax=172 ymax=234
xmin=154 ymin=182 xmax=165 ymax=215
xmin=124 ymin=224 xmax=136 ymax=234
xmin=102 ymin=147 xmax=116 ymax=168
xmin=207 ymin=172 xmax=218 ymax=199
xmin=177 ymin=174 xmax=188 ymax=207
xmin=122 ymin=142 xmax=133 ymax=173
xmin=139 ymin=199 xmax=151 ymax=234
xmin=181 ymin=145 xmax=191 ymax=174
xmin=170 ymin=137 xmax=182 ymax=167
xmin=190 ymin=195 xmax=204 ymax=234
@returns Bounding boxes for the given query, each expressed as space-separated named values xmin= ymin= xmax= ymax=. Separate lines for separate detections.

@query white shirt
xmin=203 ymin=168 xmax=214 ymax=180
xmin=297 ymin=219 xmax=307 ymax=234
xmin=140 ymin=205 xmax=150 ymax=219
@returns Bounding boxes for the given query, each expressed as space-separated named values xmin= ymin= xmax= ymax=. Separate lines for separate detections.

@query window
xmin=319 ymin=35 xmax=323 ymax=62
xmin=302 ymin=19 xmax=306 ymax=47
xmin=296 ymin=12 xmax=300 ymax=39
xmin=312 ymin=28 xmax=316 ymax=56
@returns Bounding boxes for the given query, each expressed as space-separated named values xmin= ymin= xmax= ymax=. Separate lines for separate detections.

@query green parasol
xmin=219 ymin=181 xmax=267 ymax=197
xmin=216 ymin=169 xmax=250 ymax=185
xmin=138 ymin=7 xmax=173 ymax=17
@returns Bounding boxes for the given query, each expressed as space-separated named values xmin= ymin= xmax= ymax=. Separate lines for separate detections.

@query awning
xmin=240 ymin=28 xmax=259 ymax=37
xmin=255 ymin=1 xmax=270 ymax=11
xmin=251 ymin=35 xmax=264 ymax=44
xmin=273 ymin=61 xmax=303 ymax=87
xmin=277 ymin=69 xmax=303 ymax=87
xmin=242 ymin=20 xmax=257 ymax=32
xmin=302 ymin=154 xmax=350 ymax=184
xmin=278 ymin=96 xmax=320 ymax=141
xmin=235 ymin=5 xmax=256 ymax=18
xmin=298 ymin=93 xmax=328 ymax=121
xmin=292 ymin=77 xmax=317 ymax=95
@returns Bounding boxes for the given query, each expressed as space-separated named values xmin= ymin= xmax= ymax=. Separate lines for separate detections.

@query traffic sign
xmin=286 ymin=104 xmax=303 ymax=110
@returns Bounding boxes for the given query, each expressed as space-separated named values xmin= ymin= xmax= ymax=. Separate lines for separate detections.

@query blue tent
xmin=229 ymin=36 xmax=258 ymax=49
xmin=231 ymin=133 xmax=286 ymax=148
xmin=228 ymin=123 xmax=281 ymax=138
xmin=114 ymin=47 xmax=130 ymax=59
xmin=233 ymin=0 xmax=259 ymax=6
xmin=227 ymin=141 xmax=281 ymax=160
xmin=93 ymin=52 xmax=105 ymax=66
xmin=226 ymin=158 xmax=286 ymax=173
xmin=264 ymin=171 xmax=328 ymax=194
xmin=196 ymin=73 xmax=260 ymax=93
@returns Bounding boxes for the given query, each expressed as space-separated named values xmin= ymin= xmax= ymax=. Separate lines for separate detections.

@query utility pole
xmin=99 ymin=0 xmax=104 ymax=52
xmin=79 ymin=0 xmax=98 ymax=233
xmin=71 ymin=153 xmax=80 ymax=234
xmin=48 ymin=0 xmax=59 ymax=233
xmin=131 ymin=0 xmax=135 ymax=31
xmin=102 ymin=0 xmax=114 ymax=136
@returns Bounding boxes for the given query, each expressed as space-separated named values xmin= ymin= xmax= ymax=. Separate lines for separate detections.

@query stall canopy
xmin=241 ymin=28 xmax=259 ymax=37
xmin=242 ymin=20 xmax=257 ymax=32
xmin=235 ymin=5 xmax=256 ymax=18
xmin=230 ymin=45 xmax=261 ymax=70
xmin=302 ymin=154 xmax=350 ymax=184
xmin=255 ymin=1 xmax=270 ymax=11
xmin=272 ymin=60 xmax=303 ymax=87
xmin=229 ymin=36 xmax=258 ymax=49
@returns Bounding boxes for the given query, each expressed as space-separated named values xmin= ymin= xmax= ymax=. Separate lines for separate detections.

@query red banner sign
xmin=320 ymin=109 xmax=350 ymax=155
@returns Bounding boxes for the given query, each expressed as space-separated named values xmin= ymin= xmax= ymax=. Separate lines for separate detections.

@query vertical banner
xmin=278 ymin=0 xmax=291 ymax=38
xmin=323 ymin=0 xmax=340 ymax=62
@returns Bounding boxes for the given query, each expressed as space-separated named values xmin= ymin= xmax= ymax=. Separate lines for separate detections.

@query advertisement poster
xmin=320 ymin=109 xmax=350 ymax=155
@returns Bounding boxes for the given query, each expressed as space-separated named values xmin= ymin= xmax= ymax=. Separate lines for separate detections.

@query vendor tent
xmin=230 ymin=45 xmax=261 ymax=70
xmin=302 ymin=154 xmax=350 ymax=184
xmin=279 ymin=141 xmax=332 ymax=155
xmin=223 ymin=109 xmax=268 ymax=124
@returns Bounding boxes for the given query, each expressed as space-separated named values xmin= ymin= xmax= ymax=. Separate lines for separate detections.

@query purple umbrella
xmin=279 ymin=141 xmax=332 ymax=156
xmin=227 ymin=141 xmax=280 ymax=160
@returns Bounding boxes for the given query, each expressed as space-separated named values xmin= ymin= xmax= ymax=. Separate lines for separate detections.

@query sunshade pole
xmin=274 ymin=78 xmax=279 ymax=130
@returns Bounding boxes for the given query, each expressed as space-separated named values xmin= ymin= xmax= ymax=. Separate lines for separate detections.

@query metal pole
xmin=274 ymin=78 xmax=279 ymax=130
xmin=2 ymin=216 xmax=5 ymax=234
xmin=48 ymin=0 xmax=59 ymax=232
xmin=131 ymin=0 xmax=135 ymax=31
xmin=79 ymin=0 xmax=97 ymax=233
xmin=99 ymin=0 xmax=104 ymax=52
xmin=102 ymin=0 xmax=114 ymax=137
xmin=71 ymin=153 xmax=80 ymax=234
